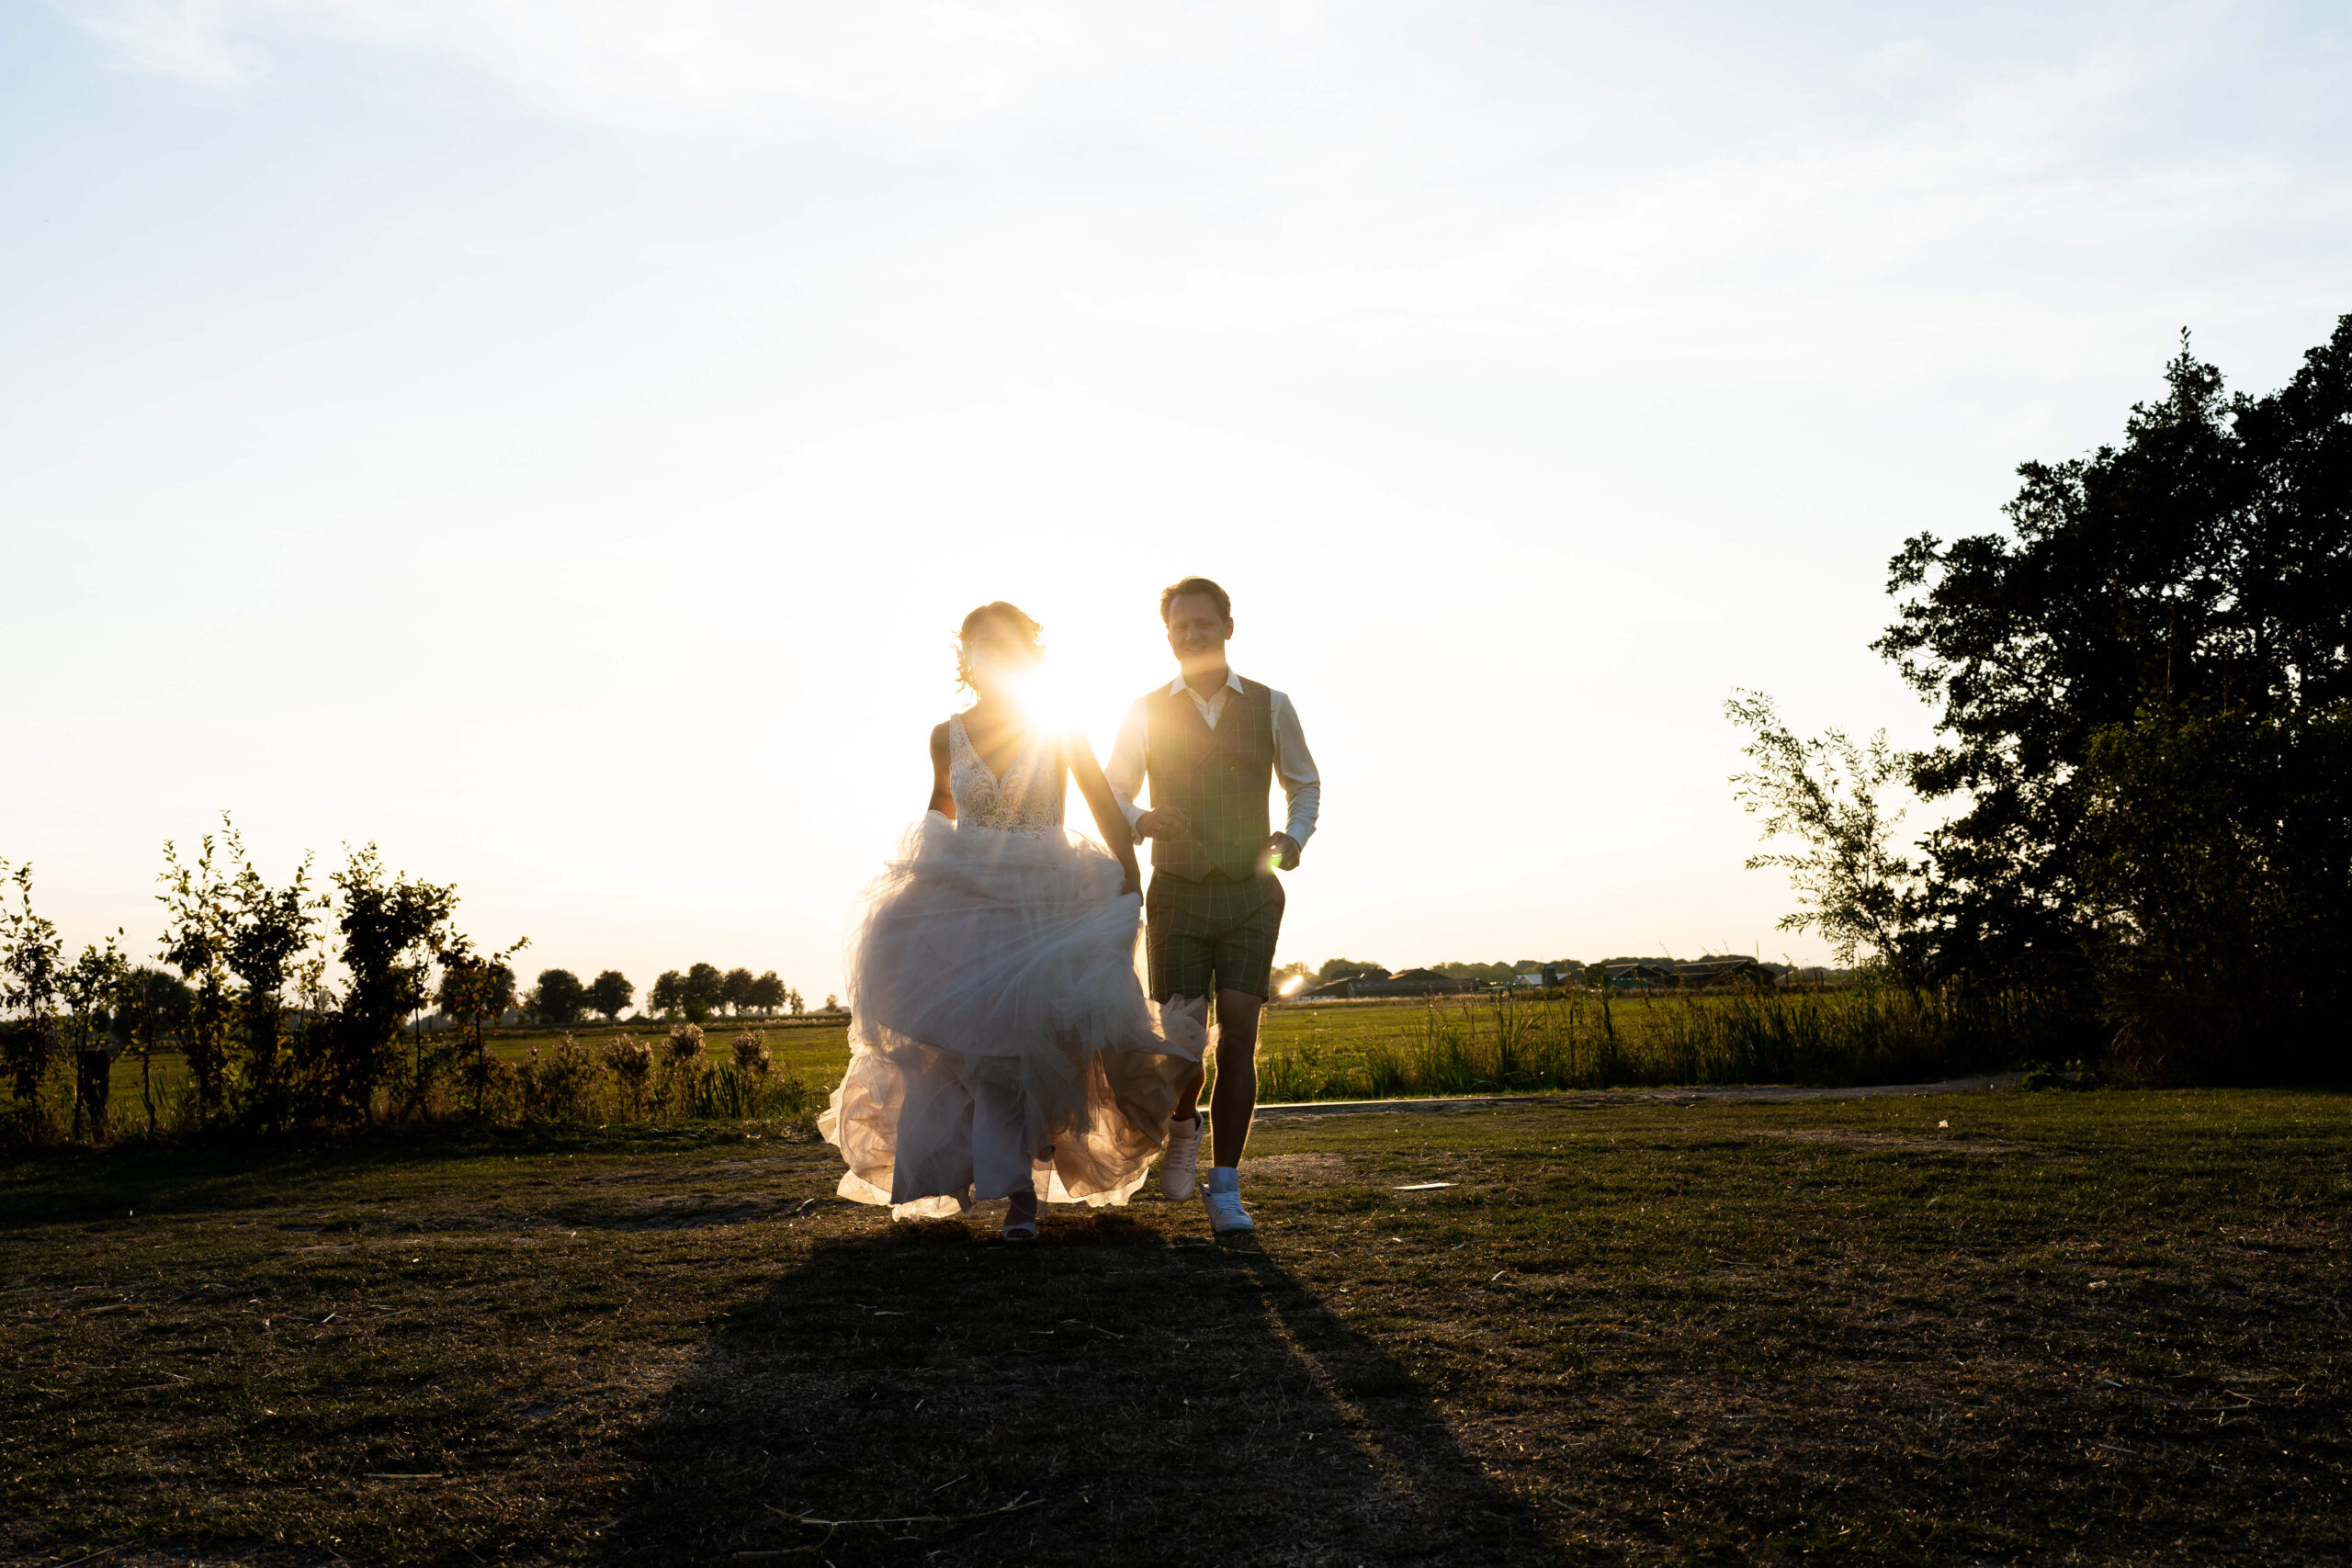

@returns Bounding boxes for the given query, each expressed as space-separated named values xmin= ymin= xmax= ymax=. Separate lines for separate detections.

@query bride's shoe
xmin=1159 ymin=1113 xmax=1203 ymax=1200
xmin=1001 ymin=1190 xmax=1041 ymax=1242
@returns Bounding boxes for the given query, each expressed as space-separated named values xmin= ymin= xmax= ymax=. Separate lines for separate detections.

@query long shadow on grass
xmin=608 ymin=1211 xmax=1560 ymax=1567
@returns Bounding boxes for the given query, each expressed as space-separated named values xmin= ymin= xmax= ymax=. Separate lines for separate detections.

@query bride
xmin=820 ymin=602 xmax=1205 ymax=1238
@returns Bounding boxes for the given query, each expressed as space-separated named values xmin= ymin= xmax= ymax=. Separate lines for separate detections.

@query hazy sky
xmin=5 ymin=1 xmax=2347 ymax=1000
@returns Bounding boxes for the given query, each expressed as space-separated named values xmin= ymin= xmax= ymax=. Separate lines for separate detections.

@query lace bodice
xmin=947 ymin=715 xmax=1065 ymax=832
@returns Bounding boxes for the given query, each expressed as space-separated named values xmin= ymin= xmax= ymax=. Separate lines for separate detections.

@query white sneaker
xmin=1160 ymin=1114 xmax=1203 ymax=1200
xmin=1202 ymin=1185 xmax=1255 ymax=1235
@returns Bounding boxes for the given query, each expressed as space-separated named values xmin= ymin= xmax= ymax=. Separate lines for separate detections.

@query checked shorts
xmin=1145 ymin=871 xmax=1286 ymax=1002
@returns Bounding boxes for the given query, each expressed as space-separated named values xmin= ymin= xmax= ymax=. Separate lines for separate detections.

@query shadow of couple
xmin=606 ymin=1211 xmax=1564 ymax=1566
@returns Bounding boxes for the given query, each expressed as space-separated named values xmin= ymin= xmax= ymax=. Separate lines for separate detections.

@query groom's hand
xmin=1264 ymin=832 xmax=1301 ymax=871
xmin=1135 ymin=807 xmax=1190 ymax=840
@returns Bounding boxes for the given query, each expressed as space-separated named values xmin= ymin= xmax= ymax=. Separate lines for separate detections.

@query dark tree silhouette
xmin=1875 ymin=317 xmax=2352 ymax=1076
xmin=587 ymin=969 xmax=634 ymax=1022
xmin=532 ymin=968 xmax=587 ymax=1027
xmin=650 ymin=969 xmax=685 ymax=1019
xmin=747 ymin=971 xmax=786 ymax=1015
xmin=719 ymin=966 xmax=755 ymax=1017
xmin=684 ymin=963 xmax=724 ymax=1023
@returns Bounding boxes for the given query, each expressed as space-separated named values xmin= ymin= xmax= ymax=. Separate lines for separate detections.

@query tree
xmin=2078 ymin=706 xmax=2352 ymax=1080
xmin=1272 ymin=961 xmax=1313 ymax=992
xmin=327 ymin=846 xmax=455 ymax=1124
xmin=649 ymin=969 xmax=685 ymax=1019
xmin=220 ymin=819 xmax=324 ymax=1129
xmin=120 ymin=965 xmax=192 ymax=1136
xmin=1725 ymin=690 xmax=1921 ymax=981
xmin=684 ymin=962 xmax=724 ymax=1023
xmin=0 ymin=862 xmax=64 ymax=1113
xmin=438 ymin=951 xmax=518 ymax=1022
xmin=157 ymin=831 xmax=235 ymax=1116
xmin=1316 ymin=958 xmax=1386 ymax=985
xmin=59 ymin=933 xmax=131 ymax=1138
xmin=747 ymin=971 xmax=786 ymax=1015
xmin=586 ymin=969 xmax=635 ymax=1022
xmin=436 ymin=934 xmax=526 ymax=1112
xmin=1875 ymin=321 xmax=2352 ymax=993
xmin=531 ymin=968 xmax=587 ymax=1027
xmin=1434 ymin=960 xmax=1519 ymax=983
xmin=719 ymin=966 xmax=756 ymax=1017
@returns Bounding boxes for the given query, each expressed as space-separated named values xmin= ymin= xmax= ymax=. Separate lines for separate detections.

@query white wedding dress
xmin=820 ymin=716 xmax=1207 ymax=1219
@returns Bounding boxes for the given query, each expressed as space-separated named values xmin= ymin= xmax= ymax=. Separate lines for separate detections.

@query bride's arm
xmin=1068 ymin=732 xmax=1141 ymax=894
xmin=928 ymin=723 xmax=956 ymax=821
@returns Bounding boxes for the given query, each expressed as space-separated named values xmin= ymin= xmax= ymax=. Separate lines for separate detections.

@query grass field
xmin=67 ymin=988 xmax=2029 ymax=1140
xmin=6 ymin=1087 xmax=2346 ymax=1565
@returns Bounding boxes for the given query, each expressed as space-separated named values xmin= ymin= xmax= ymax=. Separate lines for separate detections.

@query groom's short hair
xmin=1159 ymin=576 xmax=1231 ymax=623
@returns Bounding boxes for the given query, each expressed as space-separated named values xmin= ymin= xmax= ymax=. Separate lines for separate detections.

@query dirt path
xmin=1253 ymin=1071 xmax=2023 ymax=1121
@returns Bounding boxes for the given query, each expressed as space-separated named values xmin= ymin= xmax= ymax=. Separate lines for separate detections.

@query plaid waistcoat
xmin=1144 ymin=676 xmax=1275 ymax=881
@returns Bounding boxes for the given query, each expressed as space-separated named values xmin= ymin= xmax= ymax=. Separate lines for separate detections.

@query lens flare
xmin=1278 ymin=974 xmax=1307 ymax=998
xmin=996 ymin=662 xmax=1072 ymax=728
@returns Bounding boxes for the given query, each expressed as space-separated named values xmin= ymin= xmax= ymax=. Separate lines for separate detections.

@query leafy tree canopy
xmin=1875 ymin=318 xmax=2352 ymax=987
xmin=586 ymin=970 xmax=634 ymax=1021
xmin=532 ymin=968 xmax=587 ymax=1026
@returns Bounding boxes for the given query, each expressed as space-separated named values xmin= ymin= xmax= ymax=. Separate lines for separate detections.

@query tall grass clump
xmin=1238 ymin=981 xmax=2083 ymax=1104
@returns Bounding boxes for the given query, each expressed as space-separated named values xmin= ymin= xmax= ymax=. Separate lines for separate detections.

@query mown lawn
xmin=4 ymin=1089 xmax=2346 ymax=1565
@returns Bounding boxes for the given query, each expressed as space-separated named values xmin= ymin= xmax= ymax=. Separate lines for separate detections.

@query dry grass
xmin=4 ymin=1089 xmax=2347 ymax=1565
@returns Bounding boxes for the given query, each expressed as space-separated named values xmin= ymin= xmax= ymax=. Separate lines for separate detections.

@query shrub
xmin=520 ymin=1032 xmax=603 ymax=1123
xmin=731 ymin=1032 xmax=771 ymax=1075
xmin=603 ymin=1034 xmax=654 ymax=1120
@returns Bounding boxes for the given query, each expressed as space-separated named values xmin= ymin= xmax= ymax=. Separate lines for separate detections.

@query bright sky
xmin=5 ymin=2 xmax=2347 ymax=1001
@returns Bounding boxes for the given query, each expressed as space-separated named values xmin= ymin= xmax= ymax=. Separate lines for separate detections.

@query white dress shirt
xmin=1104 ymin=670 xmax=1321 ymax=850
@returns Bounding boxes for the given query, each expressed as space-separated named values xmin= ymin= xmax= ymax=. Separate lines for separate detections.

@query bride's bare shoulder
xmin=930 ymin=721 xmax=954 ymax=758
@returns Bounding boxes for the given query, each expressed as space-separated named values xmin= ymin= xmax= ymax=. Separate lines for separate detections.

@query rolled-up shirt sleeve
xmin=1271 ymin=691 xmax=1320 ymax=849
xmin=1104 ymin=698 xmax=1150 ymax=831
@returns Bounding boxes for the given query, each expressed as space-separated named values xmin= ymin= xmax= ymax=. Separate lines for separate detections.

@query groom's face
xmin=1164 ymin=593 xmax=1233 ymax=673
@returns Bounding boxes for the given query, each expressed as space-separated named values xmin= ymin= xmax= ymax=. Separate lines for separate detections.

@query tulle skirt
xmin=820 ymin=812 xmax=1207 ymax=1219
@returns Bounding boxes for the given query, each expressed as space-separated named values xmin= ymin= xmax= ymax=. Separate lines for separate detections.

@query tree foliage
xmin=1867 ymin=317 xmax=2352 ymax=1076
xmin=718 ymin=967 xmax=755 ymax=1016
xmin=586 ymin=969 xmax=635 ymax=1022
xmin=531 ymin=968 xmax=588 ymax=1027
xmin=0 ymin=862 xmax=65 ymax=1110
xmin=683 ymin=963 xmax=724 ymax=1022
xmin=1726 ymin=690 xmax=1921 ymax=979
xmin=1875 ymin=321 xmax=2352 ymax=986
xmin=220 ymin=819 xmax=324 ymax=1130
xmin=328 ymin=846 xmax=455 ymax=1123
xmin=650 ymin=969 xmax=684 ymax=1018
xmin=156 ymin=831 xmax=235 ymax=1113
xmin=748 ymin=971 xmax=786 ymax=1014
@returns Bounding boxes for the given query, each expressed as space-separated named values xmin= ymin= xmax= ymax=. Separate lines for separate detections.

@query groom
xmin=1105 ymin=576 xmax=1321 ymax=1235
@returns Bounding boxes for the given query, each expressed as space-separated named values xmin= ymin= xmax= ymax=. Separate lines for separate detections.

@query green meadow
xmin=69 ymin=988 xmax=2042 ymax=1142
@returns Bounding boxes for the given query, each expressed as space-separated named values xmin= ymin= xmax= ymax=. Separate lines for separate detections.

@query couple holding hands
xmin=821 ymin=576 xmax=1319 ymax=1239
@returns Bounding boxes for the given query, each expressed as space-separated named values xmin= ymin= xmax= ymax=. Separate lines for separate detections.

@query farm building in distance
xmin=1672 ymin=958 xmax=1769 ymax=988
xmin=1299 ymin=966 xmax=1476 ymax=999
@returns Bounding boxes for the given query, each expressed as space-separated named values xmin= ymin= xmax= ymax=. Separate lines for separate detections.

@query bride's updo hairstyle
xmin=956 ymin=601 xmax=1046 ymax=693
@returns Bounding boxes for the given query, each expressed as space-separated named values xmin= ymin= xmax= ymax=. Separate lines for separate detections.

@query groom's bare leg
xmin=1208 ymin=988 xmax=1263 ymax=1168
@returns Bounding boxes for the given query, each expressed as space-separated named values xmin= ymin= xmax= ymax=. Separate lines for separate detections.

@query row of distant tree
xmin=640 ymin=964 xmax=803 ymax=1022
xmin=1280 ymin=955 xmax=1786 ymax=990
xmin=424 ymin=963 xmax=811 ymax=1027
